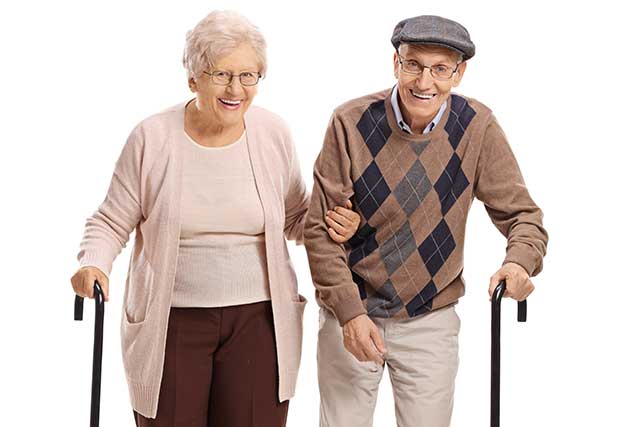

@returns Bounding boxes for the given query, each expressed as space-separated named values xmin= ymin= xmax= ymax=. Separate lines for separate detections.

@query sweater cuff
xmin=78 ymin=251 xmax=113 ymax=277
xmin=503 ymin=243 xmax=542 ymax=277
xmin=332 ymin=295 xmax=367 ymax=327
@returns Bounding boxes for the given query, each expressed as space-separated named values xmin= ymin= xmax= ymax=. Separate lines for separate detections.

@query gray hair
xmin=183 ymin=10 xmax=267 ymax=80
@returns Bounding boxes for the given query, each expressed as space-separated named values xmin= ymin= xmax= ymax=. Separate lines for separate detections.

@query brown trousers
xmin=134 ymin=301 xmax=289 ymax=427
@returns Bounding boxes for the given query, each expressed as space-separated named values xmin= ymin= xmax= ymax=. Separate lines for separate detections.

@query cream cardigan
xmin=77 ymin=101 xmax=309 ymax=418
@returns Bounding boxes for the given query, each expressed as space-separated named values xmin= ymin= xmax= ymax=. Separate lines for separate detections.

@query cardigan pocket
xmin=121 ymin=316 xmax=149 ymax=384
xmin=124 ymin=252 xmax=154 ymax=324
xmin=289 ymin=294 xmax=307 ymax=374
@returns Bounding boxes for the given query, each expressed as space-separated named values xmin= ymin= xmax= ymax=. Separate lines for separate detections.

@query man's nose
xmin=415 ymin=69 xmax=435 ymax=91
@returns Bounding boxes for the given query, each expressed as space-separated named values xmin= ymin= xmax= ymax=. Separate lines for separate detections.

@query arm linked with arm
xmin=473 ymin=115 xmax=549 ymax=276
xmin=283 ymin=131 xmax=310 ymax=245
xmin=303 ymin=113 xmax=367 ymax=325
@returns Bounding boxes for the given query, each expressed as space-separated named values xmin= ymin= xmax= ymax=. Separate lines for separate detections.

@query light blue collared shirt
xmin=390 ymin=85 xmax=447 ymax=135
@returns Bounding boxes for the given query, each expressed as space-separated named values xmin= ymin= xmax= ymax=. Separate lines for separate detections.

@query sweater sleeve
xmin=304 ymin=113 xmax=366 ymax=325
xmin=283 ymin=131 xmax=310 ymax=245
xmin=77 ymin=125 xmax=144 ymax=276
xmin=473 ymin=114 xmax=549 ymax=276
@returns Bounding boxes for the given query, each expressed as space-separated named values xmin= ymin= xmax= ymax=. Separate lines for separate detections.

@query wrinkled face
xmin=189 ymin=43 xmax=261 ymax=128
xmin=393 ymin=44 xmax=467 ymax=129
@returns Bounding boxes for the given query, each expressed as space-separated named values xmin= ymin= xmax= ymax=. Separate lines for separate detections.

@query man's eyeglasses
xmin=203 ymin=70 xmax=262 ymax=86
xmin=397 ymin=54 xmax=461 ymax=81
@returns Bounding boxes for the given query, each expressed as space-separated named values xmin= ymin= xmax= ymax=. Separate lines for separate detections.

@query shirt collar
xmin=390 ymin=85 xmax=447 ymax=135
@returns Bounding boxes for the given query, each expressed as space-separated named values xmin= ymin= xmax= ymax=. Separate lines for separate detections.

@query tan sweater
xmin=77 ymin=101 xmax=309 ymax=418
xmin=172 ymin=131 xmax=271 ymax=307
xmin=304 ymin=89 xmax=548 ymax=325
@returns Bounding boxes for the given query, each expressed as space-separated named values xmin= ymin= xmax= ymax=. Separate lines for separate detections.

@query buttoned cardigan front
xmin=77 ymin=101 xmax=309 ymax=418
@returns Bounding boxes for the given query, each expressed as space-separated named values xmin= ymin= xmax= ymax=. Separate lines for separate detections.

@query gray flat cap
xmin=391 ymin=15 xmax=475 ymax=60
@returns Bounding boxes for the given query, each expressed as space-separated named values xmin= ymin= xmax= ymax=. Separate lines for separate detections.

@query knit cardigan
xmin=77 ymin=101 xmax=309 ymax=418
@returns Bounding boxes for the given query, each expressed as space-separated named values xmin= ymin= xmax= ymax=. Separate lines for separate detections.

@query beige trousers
xmin=317 ymin=305 xmax=460 ymax=427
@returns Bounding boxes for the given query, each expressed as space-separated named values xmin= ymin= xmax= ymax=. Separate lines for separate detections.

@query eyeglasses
xmin=203 ymin=70 xmax=262 ymax=86
xmin=397 ymin=54 xmax=461 ymax=81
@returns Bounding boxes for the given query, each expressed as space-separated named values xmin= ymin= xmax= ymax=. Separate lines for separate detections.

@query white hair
xmin=182 ymin=10 xmax=267 ymax=80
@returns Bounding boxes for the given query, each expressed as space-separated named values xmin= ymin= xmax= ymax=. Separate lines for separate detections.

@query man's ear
xmin=393 ymin=51 xmax=400 ymax=79
xmin=452 ymin=61 xmax=467 ymax=87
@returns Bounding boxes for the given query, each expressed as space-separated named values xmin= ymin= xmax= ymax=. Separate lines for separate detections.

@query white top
xmin=171 ymin=130 xmax=271 ymax=307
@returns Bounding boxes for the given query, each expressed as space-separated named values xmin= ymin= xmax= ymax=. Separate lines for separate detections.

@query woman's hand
xmin=325 ymin=200 xmax=361 ymax=243
xmin=70 ymin=266 xmax=110 ymax=302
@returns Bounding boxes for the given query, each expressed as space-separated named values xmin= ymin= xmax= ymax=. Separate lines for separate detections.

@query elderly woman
xmin=70 ymin=10 xmax=360 ymax=427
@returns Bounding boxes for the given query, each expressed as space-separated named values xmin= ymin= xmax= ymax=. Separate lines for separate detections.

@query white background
xmin=1 ymin=0 xmax=638 ymax=426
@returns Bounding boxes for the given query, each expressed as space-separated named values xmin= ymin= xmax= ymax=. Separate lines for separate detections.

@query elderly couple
xmin=71 ymin=10 xmax=548 ymax=427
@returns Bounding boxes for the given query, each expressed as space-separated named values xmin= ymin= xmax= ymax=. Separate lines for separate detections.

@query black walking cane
xmin=491 ymin=280 xmax=527 ymax=427
xmin=74 ymin=280 xmax=105 ymax=427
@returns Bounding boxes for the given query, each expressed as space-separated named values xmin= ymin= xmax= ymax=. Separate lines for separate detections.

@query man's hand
xmin=488 ymin=262 xmax=533 ymax=301
xmin=342 ymin=314 xmax=386 ymax=366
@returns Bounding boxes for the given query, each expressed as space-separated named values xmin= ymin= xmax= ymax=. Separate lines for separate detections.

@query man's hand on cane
xmin=488 ymin=262 xmax=534 ymax=301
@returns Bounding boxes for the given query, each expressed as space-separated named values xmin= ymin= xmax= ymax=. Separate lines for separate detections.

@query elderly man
xmin=304 ymin=15 xmax=548 ymax=427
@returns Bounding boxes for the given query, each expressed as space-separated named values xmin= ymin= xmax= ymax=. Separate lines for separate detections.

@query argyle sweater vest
xmin=304 ymin=88 xmax=548 ymax=325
